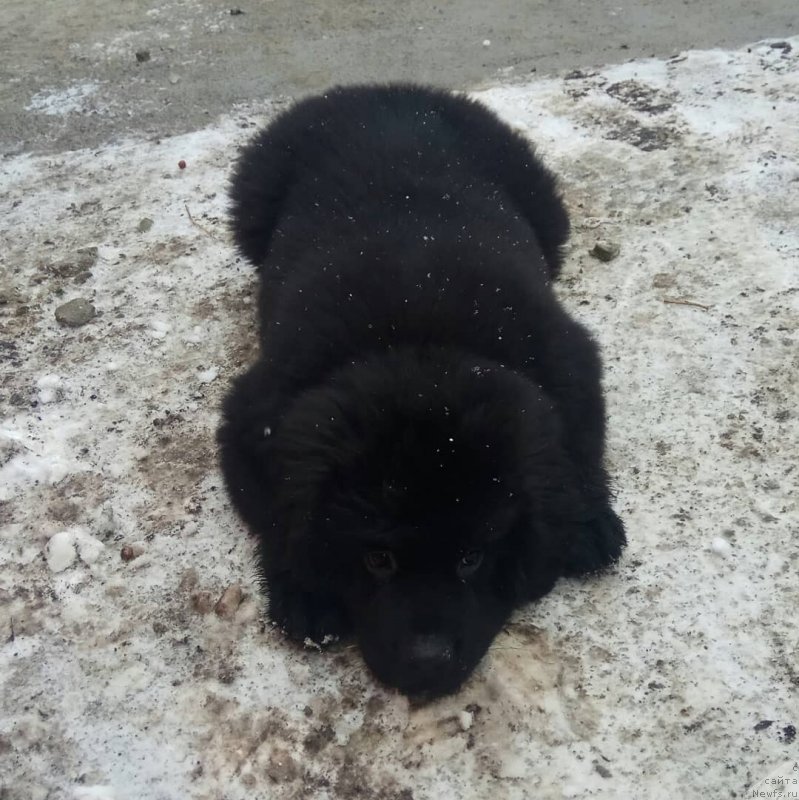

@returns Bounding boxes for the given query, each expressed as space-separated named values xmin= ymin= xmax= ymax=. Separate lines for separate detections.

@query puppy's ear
xmin=217 ymin=362 xmax=280 ymax=535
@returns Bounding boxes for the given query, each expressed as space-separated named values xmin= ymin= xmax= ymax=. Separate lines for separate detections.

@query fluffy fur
xmin=218 ymin=84 xmax=626 ymax=697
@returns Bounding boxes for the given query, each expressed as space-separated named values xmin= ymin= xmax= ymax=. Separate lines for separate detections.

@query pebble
xmin=458 ymin=710 xmax=474 ymax=731
xmin=590 ymin=240 xmax=621 ymax=262
xmin=135 ymin=49 xmax=151 ymax=63
xmin=76 ymin=247 xmax=98 ymax=268
xmin=121 ymin=544 xmax=145 ymax=562
xmin=137 ymin=217 xmax=154 ymax=233
xmin=215 ymin=583 xmax=243 ymax=618
xmin=55 ymin=298 xmax=96 ymax=327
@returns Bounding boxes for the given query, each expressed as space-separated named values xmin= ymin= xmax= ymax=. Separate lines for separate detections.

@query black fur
xmin=219 ymin=84 xmax=625 ymax=697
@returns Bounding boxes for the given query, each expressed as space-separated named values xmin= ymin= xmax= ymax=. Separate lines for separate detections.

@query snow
xmin=197 ymin=366 xmax=219 ymax=384
xmin=73 ymin=787 xmax=116 ymax=800
xmin=35 ymin=373 xmax=63 ymax=404
xmin=1 ymin=37 xmax=798 ymax=800
xmin=46 ymin=531 xmax=78 ymax=573
xmin=710 ymin=536 xmax=733 ymax=558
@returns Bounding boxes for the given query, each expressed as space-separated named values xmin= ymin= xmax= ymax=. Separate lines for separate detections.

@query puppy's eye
xmin=364 ymin=550 xmax=397 ymax=578
xmin=456 ymin=549 xmax=483 ymax=579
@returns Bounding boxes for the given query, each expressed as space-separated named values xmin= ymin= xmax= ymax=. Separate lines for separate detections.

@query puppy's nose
xmin=409 ymin=634 xmax=454 ymax=666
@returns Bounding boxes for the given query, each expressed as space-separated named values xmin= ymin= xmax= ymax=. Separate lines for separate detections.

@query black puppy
xmin=219 ymin=84 xmax=625 ymax=697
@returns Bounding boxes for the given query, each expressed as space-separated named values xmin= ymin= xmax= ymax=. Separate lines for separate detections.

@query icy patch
xmin=26 ymin=82 xmax=101 ymax=116
xmin=73 ymin=786 xmax=117 ymax=800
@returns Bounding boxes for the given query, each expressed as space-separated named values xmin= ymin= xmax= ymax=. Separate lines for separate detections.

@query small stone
xmin=230 ymin=7 xmax=245 ymax=14
xmin=137 ymin=217 xmax=154 ymax=233
xmin=76 ymin=247 xmax=98 ymax=268
xmin=191 ymin=591 xmax=215 ymax=615
xmin=178 ymin=159 xmax=187 ymax=170
xmin=135 ymin=49 xmax=151 ymax=63
xmin=590 ymin=240 xmax=620 ymax=262
xmin=179 ymin=568 xmax=199 ymax=592
xmin=482 ymin=39 xmax=491 ymax=47
xmin=266 ymin=748 xmax=299 ymax=783
xmin=168 ymin=73 xmax=180 ymax=85
xmin=121 ymin=544 xmax=145 ymax=562
xmin=48 ymin=248 xmax=96 ymax=279
xmin=595 ymin=763 xmax=613 ymax=778
xmin=458 ymin=710 xmax=473 ymax=731
xmin=215 ymin=584 xmax=243 ymax=618
xmin=55 ymin=298 xmax=96 ymax=327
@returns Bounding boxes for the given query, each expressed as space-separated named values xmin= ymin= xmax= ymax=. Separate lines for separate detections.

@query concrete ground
xmin=1 ymin=0 xmax=796 ymax=154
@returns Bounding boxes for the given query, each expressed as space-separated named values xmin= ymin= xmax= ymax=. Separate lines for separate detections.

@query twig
xmin=184 ymin=203 xmax=219 ymax=240
xmin=662 ymin=297 xmax=712 ymax=311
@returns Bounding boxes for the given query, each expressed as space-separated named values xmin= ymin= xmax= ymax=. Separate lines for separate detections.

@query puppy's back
xmin=229 ymin=84 xmax=569 ymax=275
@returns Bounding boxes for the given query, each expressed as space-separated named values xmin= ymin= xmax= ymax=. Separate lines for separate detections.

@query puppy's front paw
xmin=562 ymin=507 xmax=626 ymax=577
xmin=267 ymin=579 xmax=350 ymax=646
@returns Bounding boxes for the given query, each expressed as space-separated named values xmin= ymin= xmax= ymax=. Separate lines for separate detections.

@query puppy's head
xmin=269 ymin=350 xmax=576 ymax=696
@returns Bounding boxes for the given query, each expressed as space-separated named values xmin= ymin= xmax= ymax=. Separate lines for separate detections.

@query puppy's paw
xmin=562 ymin=507 xmax=626 ymax=577
xmin=267 ymin=580 xmax=350 ymax=646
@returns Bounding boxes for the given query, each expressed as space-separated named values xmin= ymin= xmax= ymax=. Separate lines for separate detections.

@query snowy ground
xmin=1 ymin=38 xmax=797 ymax=800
